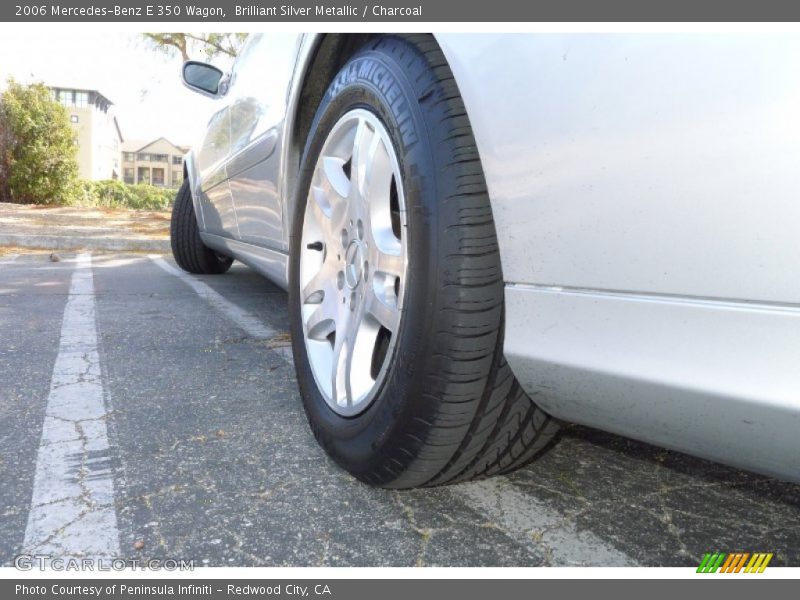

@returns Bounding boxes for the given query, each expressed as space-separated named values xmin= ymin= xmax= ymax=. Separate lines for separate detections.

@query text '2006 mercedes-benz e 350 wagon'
xmin=170 ymin=33 xmax=800 ymax=488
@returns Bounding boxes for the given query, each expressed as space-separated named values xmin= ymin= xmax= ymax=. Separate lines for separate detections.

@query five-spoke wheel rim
xmin=299 ymin=109 xmax=408 ymax=416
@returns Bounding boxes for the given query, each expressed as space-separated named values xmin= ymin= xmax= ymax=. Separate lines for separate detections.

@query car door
xmin=194 ymin=102 xmax=238 ymax=239
xmin=226 ymin=33 xmax=303 ymax=251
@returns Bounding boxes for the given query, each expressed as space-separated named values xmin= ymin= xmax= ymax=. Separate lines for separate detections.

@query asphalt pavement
xmin=1 ymin=251 xmax=798 ymax=567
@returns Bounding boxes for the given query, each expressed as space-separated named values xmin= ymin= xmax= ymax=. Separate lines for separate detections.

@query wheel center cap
xmin=344 ymin=239 xmax=364 ymax=289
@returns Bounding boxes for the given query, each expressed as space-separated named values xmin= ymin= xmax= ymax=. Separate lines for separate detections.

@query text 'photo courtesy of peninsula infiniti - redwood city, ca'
xmin=170 ymin=33 xmax=800 ymax=488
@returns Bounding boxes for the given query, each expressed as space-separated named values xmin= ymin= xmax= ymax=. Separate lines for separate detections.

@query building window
xmin=152 ymin=168 xmax=165 ymax=186
xmin=172 ymin=170 xmax=183 ymax=185
xmin=137 ymin=167 xmax=150 ymax=184
xmin=153 ymin=154 xmax=168 ymax=163
xmin=55 ymin=90 xmax=71 ymax=107
xmin=70 ymin=115 xmax=79 ymax=123
xmin=123 ymin=152 xmax=136 ymax=162
xmin=137 ymin=153 xmax=151 ymax=162
xmin=53 ymin=89 xmax=88 ymax=108
xmin=124 ymin=168 xmax=135 ymax=184
xmin=172 ymin=156 xmax=183 ymax=165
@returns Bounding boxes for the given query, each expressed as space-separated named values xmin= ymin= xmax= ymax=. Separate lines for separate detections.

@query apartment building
xmin=121 ymin=138 xmax=188 ymax=188
xmin=50 ymin=87 xmax=123 ymax=181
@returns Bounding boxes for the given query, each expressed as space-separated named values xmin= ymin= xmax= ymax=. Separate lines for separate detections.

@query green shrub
xmin=0 ymin=79 xmax=79 ymax=204
xmin=69 ymin=180 xmax=175 ymax=211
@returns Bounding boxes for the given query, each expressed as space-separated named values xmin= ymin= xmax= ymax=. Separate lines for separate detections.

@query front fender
xmin=183 ymin=150 xmax=206 ymax=232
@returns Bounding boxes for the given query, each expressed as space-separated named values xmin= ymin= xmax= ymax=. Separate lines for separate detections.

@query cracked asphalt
xmin=1 ymin=251 xmax=799 ymax=567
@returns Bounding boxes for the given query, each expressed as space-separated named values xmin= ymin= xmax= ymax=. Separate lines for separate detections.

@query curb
xmin=0 ymin=234 xmax=170 ymax=252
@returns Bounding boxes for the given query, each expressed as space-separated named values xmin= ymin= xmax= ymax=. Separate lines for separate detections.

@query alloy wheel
xmin=299 ymin=109 xmax=408 ymax=416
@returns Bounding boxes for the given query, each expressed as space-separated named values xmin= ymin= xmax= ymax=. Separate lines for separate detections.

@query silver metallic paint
xmin=200 ymin=232 xmax=289 ymax=289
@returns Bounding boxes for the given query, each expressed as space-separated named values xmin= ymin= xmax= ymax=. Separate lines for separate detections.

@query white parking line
xmin=150 ymin=256 xmax=293 ymax=363
xmin=456 ymin=479 xmax=637 ymax=566
xmin=22 ymin=252 xmax=120 ymax=558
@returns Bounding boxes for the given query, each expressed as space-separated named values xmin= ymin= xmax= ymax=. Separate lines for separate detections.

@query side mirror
xmin=182 ymin=61 xmax=226 ymax=98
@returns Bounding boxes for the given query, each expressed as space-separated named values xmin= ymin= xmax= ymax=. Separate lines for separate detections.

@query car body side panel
xmin=505 ymin=285 xmax=800 ymax=482
xmin=228 ymin=152 xmax=285 ymax=250
xmin=200 ymin=232 xmax=289 ymax=289
xmin=437 ymin=34 xmax=800 ymax=302
xmin=198 ymin=180 xmax=238 ymax=239
xmin=436 ymin=33 xmax=800 ymax=481
xmin=194 ymin=107 xmax=238 ymax=238
xmin=275 ymin=33 xmax=322 ymax=250
xmin=195 ymin=106 xmax=231 ymax=187
xmin=227 ymin=33 xmax=303 ymax=250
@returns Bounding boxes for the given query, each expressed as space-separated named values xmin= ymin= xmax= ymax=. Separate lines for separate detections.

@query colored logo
xmin=697 ymin=552 xmax=773 ymax=573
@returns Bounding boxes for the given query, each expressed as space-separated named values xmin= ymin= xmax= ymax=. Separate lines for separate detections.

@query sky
xmin=0 ymin=32 xmax=234 ymax=148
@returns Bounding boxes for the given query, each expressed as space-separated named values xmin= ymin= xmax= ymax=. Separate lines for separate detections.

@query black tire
xmin=289 ymin=35 xmax=560 ymax=488
xmin=170 ymin=180 xmax=233 ymax=275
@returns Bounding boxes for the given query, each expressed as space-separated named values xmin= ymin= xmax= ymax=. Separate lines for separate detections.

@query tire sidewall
xmin=289 ymin=44 xmax=443 ymax=479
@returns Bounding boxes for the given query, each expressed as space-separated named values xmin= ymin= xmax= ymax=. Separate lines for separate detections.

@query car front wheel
xmin=288 ymin=35 xmax=559 ymax=488
xmin=170 ymin=180 xmax=233 ymax=275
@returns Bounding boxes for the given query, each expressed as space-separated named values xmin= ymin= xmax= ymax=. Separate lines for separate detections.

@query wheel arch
xmin=282 ymin=34 xmax=464 ymax=238
xmin=280 ymin=34 xmax=375 ymax=238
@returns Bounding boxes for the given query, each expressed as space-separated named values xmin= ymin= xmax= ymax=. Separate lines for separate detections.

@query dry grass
xmin=0 ymin=246 xmax=47 ymax=256
xmin=0 ymin=202 xmax=171 ymax=239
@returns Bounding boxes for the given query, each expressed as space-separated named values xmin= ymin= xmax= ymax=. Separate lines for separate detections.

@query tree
xmin=0 ymin=106 xmax=12 ymax=201
xmin=141 ymin=33 xmax=247 ymax=62
xmin=0 ymin=79 xmax=79 ymax=204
